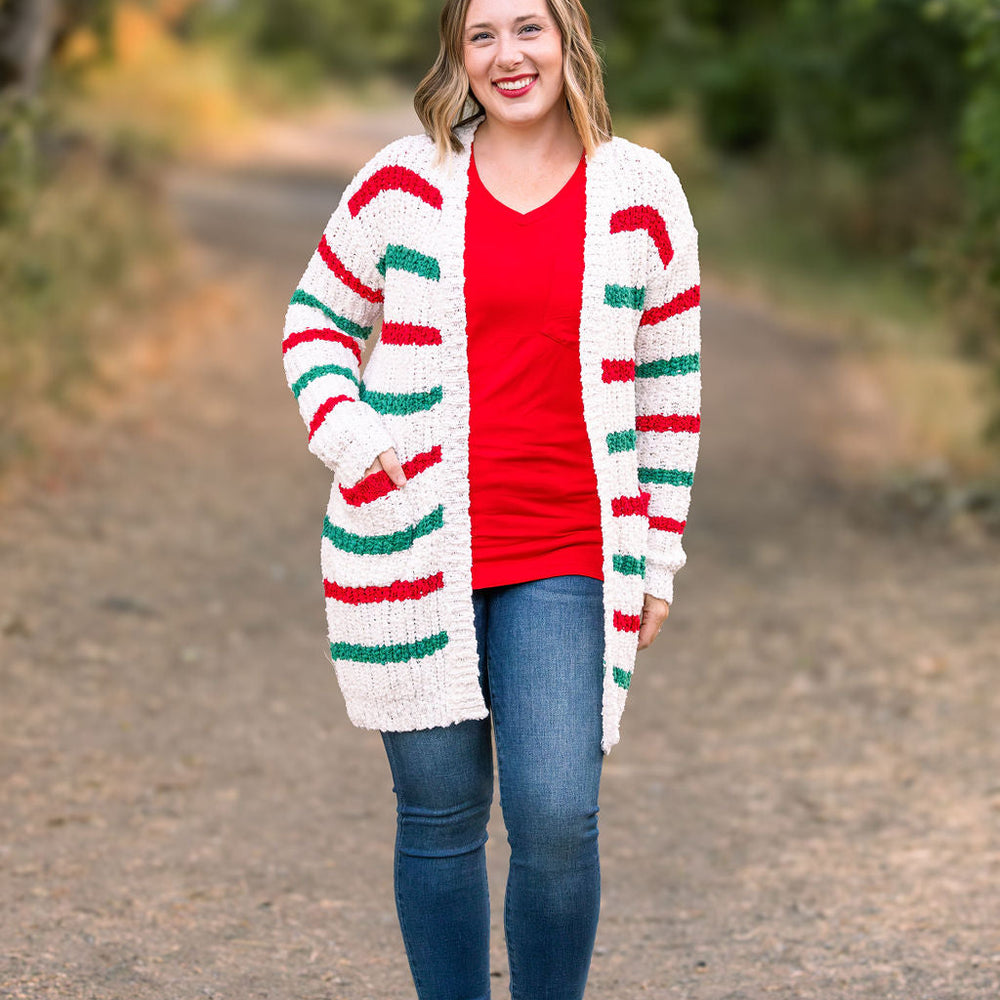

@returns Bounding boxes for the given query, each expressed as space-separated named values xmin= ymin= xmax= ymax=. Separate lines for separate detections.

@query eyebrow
xmin=467 ymin=14 xmax=545 ymax=30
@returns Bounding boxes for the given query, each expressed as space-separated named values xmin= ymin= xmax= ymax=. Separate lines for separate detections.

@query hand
xmin=637 ymin=593 xmax=670 ymax=650
xmin=364 ymin=448 xmax=407 ymax=488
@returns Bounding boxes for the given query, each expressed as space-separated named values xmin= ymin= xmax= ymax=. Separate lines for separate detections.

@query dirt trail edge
xmin=2 ymin=108 xmax=998 ymax=1000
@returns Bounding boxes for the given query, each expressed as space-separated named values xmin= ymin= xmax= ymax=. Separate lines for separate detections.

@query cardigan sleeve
xmin=281 ymin=163 xmax=395 ymax=486
xmin=634 ymin=160 xmax=701 ymax=605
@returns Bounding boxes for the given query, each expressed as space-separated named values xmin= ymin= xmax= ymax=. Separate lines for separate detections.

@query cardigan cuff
xmin=642 ymin=560 xmax=677 ymax=606
xmin=308 ymin=400 xmax=396 ymax=486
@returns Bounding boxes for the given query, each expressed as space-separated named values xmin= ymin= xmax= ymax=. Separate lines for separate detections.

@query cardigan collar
xmin=448 ymin=116 xmax=616 ymax=167
xmin=453 ymin=116 xmax=484 ymax=152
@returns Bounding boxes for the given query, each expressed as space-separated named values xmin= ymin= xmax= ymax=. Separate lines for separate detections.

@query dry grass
xmin=867 ymin=352 xmax=993 ymax=477
xmin=0 ymin=143 xmax=175 ymax=466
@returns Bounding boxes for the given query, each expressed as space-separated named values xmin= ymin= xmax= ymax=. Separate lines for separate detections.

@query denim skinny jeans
xmin=380 ymin=575 xmax=606 ymax=1000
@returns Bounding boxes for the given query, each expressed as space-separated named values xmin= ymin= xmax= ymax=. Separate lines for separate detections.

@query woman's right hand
xmin=365 ymin=448 xmax=407 ymax=488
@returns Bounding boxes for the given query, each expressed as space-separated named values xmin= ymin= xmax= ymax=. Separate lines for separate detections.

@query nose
xmin=495 ymin=31 xmax=525 ymax=70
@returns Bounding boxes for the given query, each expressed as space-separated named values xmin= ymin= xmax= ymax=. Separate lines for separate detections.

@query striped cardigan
xmin=282 ymin=121 xmax=701 ymax=753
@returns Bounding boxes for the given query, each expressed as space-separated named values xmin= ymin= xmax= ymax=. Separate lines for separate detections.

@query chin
xmin=485 ymin=99 xmax=561 ymax=129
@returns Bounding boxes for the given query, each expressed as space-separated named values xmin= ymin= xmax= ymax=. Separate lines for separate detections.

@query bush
xmin=0 ymin=94 xmax=173 ymax=469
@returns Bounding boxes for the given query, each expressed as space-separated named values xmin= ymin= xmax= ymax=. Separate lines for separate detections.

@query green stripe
xmin=330 ymin=631 xmax=449 ymax=665
xmin=292 ymin=364 xmax=359 ymax=398
xmin=360 ymin=385 xmax=443 ymax=416
xmin=636 ymin=353 xmax=701 ymax=378
xmin=612 ymin=666 xmax=632 ymax=691
xmin=289 ymin=289 xmax=372 ymax=340
xmin=323 ymin=505 xmax=444 ymax=555
xmin=639 ymin=467 xmax=694 ymax=487
xmin=604 ymin=284 xmax=646 ymax=310
xmin=612 ymin=554 xmax=646 ymax=577
xmin=377 ymin=245 xmax=441 ymax=282
xmin=606 ymin=430 xmax=637 ymax=454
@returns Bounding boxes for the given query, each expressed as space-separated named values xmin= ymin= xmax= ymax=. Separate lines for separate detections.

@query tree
xmin=0 ymin=0 xmax=61 ymax=98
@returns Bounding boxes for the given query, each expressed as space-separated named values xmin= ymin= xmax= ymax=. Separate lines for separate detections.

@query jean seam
xmin=487 ymin=606 xmax=519 ymax=998
xmin=491 ymin=610 xmax=528 ymax=1000
xmin=383 ymin=734 xmax=430 ymax=1000
xmin=393 ymin=817 xmax=429 ymax=1000
xmin=503 ymin=864 xmax=521 ymax=1000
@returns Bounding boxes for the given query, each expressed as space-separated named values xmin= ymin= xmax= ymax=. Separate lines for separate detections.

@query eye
xmin=469 ymin=30 xmax=492 ymax=43
xmin=519 ymin=23 xmax=543 ymax=35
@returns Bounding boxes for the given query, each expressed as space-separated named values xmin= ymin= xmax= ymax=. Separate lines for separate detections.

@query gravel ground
xmin=1 ymin=110 xmax=998 ymax=999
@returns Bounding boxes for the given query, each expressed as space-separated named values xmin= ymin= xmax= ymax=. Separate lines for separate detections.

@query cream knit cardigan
xmin=283 ymin=121 xmax=701 ymax=753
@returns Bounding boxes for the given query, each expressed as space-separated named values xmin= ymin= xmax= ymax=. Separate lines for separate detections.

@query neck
xmin=474 ymin=106 xmax=582 ymax=164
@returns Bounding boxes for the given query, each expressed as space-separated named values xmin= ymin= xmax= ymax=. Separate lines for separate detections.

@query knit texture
xmin=282 ymin=121 xmax=701 ymax=753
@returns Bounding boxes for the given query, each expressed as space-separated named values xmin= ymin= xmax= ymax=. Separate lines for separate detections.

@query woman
xmin=282 ymin=0 xmax=700 ymax=996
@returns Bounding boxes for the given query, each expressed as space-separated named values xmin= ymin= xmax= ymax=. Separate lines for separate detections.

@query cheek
xmin=464 ymin=54 xmax=482 ymax=83
xmin=464 ymin=54 xmax=492 ymax=98
xmin=547 ymin=40 xmax=565 ymax=74
xmin=553 ymin=56 xmax=567 ymax=92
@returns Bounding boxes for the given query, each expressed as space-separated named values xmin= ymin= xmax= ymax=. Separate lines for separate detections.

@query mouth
xmin=492 ymin=74 xmax=538 ymax=98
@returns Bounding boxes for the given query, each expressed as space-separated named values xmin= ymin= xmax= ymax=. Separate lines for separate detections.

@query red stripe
xmin=641 ymin=285 xmax=701 ymax=327
xmin=611 ymin=206 xmax=674 ymax=269
xmin=340 ymin=446 xmax=443 ymax=506
xmin=349 ymin=166 xmax=443 ymax=217
xmin=318 ymin=236 xmax=383 ymax=303
xmin=649 ymin=516 xmax=686 ymax=534
xmin=602 ymin=359 xmax=635 ymax=384
xmin=636 ymin=414 xmax=701 ymax=433
xmin=613 ymin=610 xmax=642 ymax=633
xmin=612 ymin=492 xmax=651 ymax=518
xmin=325 ymin=571 xmax=444 ymax=605
xmin=283 ymin=327 xmax=362 ymax=365
xmin=309 ymin=396 xmax=352 ymax=440
xmin=381 ymin=321 xmax=442 ymax=346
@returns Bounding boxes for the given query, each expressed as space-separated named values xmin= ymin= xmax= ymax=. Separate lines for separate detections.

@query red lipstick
xmin=493 ymin=74 xmax=538 ymax=98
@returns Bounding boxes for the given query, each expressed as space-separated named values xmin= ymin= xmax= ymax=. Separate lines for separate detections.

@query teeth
xmin=495 ymin=77 xmax=535 ymax=91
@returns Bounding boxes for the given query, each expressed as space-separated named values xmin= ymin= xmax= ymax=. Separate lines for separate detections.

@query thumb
xmin=379 ymin=449 xmax=407 ymax=488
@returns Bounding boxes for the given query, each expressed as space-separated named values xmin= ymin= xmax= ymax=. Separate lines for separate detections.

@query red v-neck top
xmin=464 ymin=146 xmax=603 ymax=589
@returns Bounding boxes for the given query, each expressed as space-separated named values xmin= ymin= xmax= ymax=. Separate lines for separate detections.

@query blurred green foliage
xmin=946 ymin=0 xmax=1000 ymax=373
xmin=190 ymin=0 xmax=441 ymax=85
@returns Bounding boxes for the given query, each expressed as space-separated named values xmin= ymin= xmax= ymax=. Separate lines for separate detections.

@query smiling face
xmin=463 ymin=0 xmax=568 ymax=133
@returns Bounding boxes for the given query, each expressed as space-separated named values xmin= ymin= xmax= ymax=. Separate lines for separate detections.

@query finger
xmin=637 ymin=613 xmax=665 ymax=649
xmin=637 ymin=596 xmax=669 ymax=650
xmin=637 ymin=616 xmax=659 ymax=650
xmin=379 ymin=448 xmax=407 ymax=488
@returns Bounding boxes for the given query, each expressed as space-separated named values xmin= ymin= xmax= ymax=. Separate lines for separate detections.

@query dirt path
xmin=2 ymin=107 xmax=998 ymax=1000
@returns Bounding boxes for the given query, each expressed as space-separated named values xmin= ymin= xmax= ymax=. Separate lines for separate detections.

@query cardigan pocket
xmin=328 ymin=441 xmax=438 ymax=549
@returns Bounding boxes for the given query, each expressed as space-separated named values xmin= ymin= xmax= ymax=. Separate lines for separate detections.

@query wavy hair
xmin=414 ymin=0 xmax=613 ymax=161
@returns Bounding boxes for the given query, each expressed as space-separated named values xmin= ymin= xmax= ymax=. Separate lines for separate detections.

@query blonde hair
xmin=414 ymin=0 xmax=613 ymax=161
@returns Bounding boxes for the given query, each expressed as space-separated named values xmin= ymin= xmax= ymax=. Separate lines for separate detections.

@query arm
xmin=281 ymin=167 xmax=395 ymax=485
xmin=634 ymin=164 xmax=701 ymax=608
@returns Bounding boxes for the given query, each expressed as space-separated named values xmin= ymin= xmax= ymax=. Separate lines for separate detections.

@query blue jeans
xmin=380 ymin=575 xmax=605 ymax=1000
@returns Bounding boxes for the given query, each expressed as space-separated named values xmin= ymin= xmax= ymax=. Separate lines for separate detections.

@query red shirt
xmin=465 ymin=147 xmax=603 ymax=589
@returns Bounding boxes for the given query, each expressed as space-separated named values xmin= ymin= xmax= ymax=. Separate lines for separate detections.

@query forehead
xmin=465 ymin=0 xmax=551 ymax=26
